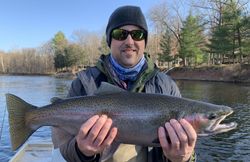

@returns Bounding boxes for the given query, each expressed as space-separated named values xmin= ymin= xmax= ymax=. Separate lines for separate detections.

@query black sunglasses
xmin=111 ymin=29 xmax=146 ymax=41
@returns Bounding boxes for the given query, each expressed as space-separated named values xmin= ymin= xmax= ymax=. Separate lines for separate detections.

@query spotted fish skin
xmin=6 ymin=82 xmax=237 ymax=151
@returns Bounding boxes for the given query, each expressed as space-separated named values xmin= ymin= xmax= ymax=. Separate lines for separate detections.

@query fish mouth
xmin=200 ymin=111 xmax=237 ymax=136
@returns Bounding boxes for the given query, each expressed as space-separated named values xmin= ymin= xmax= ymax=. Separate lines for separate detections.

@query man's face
xmin=110 ymin=25 xmax=146 ymax=68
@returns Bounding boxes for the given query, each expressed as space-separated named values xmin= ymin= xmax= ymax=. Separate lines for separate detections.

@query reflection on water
xmin=176 ymin=80 xmax=250 ymax=162
xmin=0 ymin=76 xmax=249 ymax=161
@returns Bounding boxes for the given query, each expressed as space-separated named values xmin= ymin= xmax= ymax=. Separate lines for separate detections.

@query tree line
xmin=0 ymin=0 xmax=249 ymax=74
xmin=150 ymin=0 xmax=250 ymax=67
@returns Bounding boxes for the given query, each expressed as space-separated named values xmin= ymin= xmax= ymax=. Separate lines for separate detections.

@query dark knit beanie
xmin=106 ymin=5 xmax=148 ymax=47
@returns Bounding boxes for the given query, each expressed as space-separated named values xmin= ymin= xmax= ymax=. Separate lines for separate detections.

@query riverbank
xmin=53 ymin=72 xmax=76 ymax=78
xmin=0 ymin=72 xmax=75 ymax=78
xmin=2 ymin=64 xmax=250 ymax=83
xmin=167 ymin=64 xmax=250 ymax=83
xmin=0 ymin=72 xmax=55 ymax=76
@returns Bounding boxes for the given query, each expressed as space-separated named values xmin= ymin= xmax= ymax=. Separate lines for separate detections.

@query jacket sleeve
xmin=52 ymin=78 xmax=100 ymax=162
xmin=145 ymin=72 xmax=181 ymax=97
xmin=67 ymin=78 xmax=86 ymax=97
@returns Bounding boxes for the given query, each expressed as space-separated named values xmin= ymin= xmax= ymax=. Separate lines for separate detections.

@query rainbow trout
xmin=6 ymin=82 xmax=237 ymax=151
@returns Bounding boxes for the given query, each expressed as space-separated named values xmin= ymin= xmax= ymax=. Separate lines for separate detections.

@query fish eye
xmin=208 ymin=113 xmax=217 ymax=120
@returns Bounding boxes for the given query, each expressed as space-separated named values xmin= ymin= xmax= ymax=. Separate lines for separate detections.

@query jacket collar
xmin=96 ymin=53 xmax=158 ymax=92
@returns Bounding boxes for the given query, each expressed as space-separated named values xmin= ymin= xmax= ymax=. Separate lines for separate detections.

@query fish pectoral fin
xmin=94 ymin=82 xmax=126 ymax=95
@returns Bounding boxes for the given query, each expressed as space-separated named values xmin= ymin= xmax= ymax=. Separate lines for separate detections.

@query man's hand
xmin=76 ymin=115 xmax=118 ymax=157
xmin=158 ymin=119 xmax=197 ymax=162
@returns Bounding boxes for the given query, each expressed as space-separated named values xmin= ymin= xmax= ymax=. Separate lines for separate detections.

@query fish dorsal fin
xmin=50 ymin=97 xmax=64 ymax=103
xmin=94 ymin=82 xmax=126 ymax=95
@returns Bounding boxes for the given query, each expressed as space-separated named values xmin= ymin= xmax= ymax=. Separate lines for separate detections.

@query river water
xmin=0 ymin=76 xmax=249 ymax=162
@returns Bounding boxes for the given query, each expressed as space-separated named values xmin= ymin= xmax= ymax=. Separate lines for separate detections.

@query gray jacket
xmin=52 ymin=54 xmax=186 ymax=162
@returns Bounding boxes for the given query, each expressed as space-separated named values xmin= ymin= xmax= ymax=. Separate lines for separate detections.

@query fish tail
xmin=6 ymin=93 xmax=37 ymax=150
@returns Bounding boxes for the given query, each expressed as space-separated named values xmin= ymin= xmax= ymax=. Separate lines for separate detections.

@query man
xmin=52 ymin=5 xmax=197 ymax=162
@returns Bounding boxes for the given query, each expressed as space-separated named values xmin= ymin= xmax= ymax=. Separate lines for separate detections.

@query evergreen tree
xmin=208 ymin=26 xmax=233 ymax=56
xmin=208 ymin=0 xmax=246 ymax=64
xmin=52 ymin=31 xmax=68 ymax=51
xmin=64 ymin=44 xmax=84 ymax=68
xmin=52 ymin=31 xmax=68 ymax=70
xmin=223 ymin=0 xmax=242 ymax=63
xmin=54 ymin=52 xmax=66 ymax=70
xmin=179 ymin=13 xmax=205 ymax=66
xmin=158 ymin=28 xmax=174 ymax=67
xmin=241 ymin=15 xmax=250 ymax=61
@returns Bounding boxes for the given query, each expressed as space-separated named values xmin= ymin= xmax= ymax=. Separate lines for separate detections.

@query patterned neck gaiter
xmin=109 ymin=54 xmax=146 ymax=81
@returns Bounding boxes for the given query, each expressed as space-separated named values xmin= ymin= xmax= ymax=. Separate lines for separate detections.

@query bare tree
xmin=147 ymin=1 xmax=189 ymax=66
xmin=72 ymin=30 xmax=101 ymax=66
xmin=84 ymin=34 xmax=101 ymax=66
xmin=0 ymin=51 xmax=5 ymax=73
xmin=36 ymin=41 xmax=55 ymax=73
xmin=147 ymin=1 xmax=169 ymax=60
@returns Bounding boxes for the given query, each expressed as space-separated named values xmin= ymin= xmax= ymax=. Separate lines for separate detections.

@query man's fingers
xmin=170 ymin=119 xmax=188 ymax=149
xmin=93 ymin=118 xmax=113 ymax=147
xmin=102 ymin=127 xmax=118 ymax=147
xmin=159 ymin=119 xmax=197 ymax=162
xmin=86 ymin=115 xmax=108 ymax=142
xmin=180 ymin=119 xmax=197 ymax=146
xmin=165 ymin=120 xmax=180 ymax=150
xmin=76 ymin=115 xmax=117 ymax=157
xmin=78 ymin=115 xmax=100 ymax=139
xmin=158 ymin=126 xmax=170 ymax=151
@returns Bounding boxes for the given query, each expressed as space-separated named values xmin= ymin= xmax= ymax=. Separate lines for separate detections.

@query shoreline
xmin=2 ymin=64 xmax=250 ymax=83
xmin=0 ymin=73 xmax=54 ymax=76
xmin=0 ymin=72 xmax=75 ymax=78
xmin=167 ymin=64 xmax=250 ymax=83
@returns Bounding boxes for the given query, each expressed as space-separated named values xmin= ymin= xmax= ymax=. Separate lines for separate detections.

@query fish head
xmin=184 ymin=106 xmax=237 ymax=136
